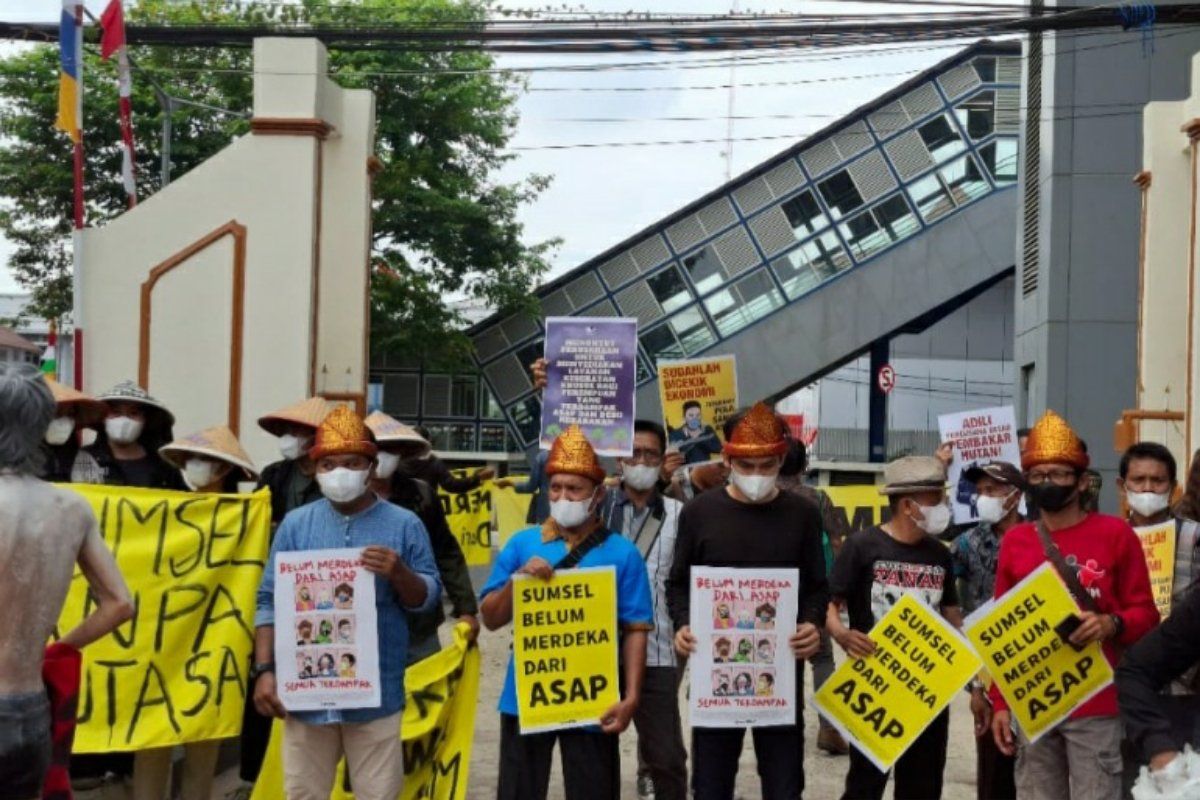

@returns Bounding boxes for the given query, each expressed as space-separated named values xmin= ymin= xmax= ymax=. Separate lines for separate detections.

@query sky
xmin=0 ymin=0 xmax=991 ymax=296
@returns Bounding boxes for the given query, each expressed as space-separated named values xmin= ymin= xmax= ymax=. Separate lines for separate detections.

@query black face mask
xmin=1027 ymin=483 xmax=1078 ymax=513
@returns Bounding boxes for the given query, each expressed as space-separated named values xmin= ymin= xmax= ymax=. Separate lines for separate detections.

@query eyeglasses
xmin=622 ymin=449 xmax=664 ymax=466
xmin=1025 ymin=468 xmax=1079 ymax=486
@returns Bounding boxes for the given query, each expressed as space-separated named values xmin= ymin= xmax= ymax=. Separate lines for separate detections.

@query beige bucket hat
xmin=879 ymin=456 xmax=948 ymax=496
xmin=364 ymin=411 xmax=431 ymax=457
xmin=160 ymin=425 xmax=259 ymax=479
xmin=258 ymin=397 xmax=332 ymax=438
xmin=44 ymin=376 xmax=108 ymax=427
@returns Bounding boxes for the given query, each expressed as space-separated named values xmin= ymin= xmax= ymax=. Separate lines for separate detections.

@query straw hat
xmin=258 ymin=397 xmax=332 ymax=438
xmin=95 ymin=380 xmax=175 ymax=427
xmin=879 ymin=456 xmax=947 ymax=496
xmin=546 ymin=425 xmax=605 ymax=484
xmin=159 ymin=425 xmax=259 ymax=479
xmin=44 ymin=376 xmax=107 ymax=427
xmin=310 ymin=406 xmax=378 ymax=461
xmin=1022 ymin=410 xmax=1089 ymax=472
xmin=364 ymin=411 xmax=431 ymax=456
xmin=723 ymin=403 xmax=788 ymax=459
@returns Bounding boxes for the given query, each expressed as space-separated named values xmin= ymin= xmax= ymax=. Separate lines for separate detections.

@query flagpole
xmin=71 ymin=0 xmax=85 ymax=390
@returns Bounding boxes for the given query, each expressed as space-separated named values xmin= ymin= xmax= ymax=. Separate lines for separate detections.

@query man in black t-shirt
xmin=826 ymin=455 xmax=963 ymax=800
xmin=667 ymin=403 xmax=828 ymax=800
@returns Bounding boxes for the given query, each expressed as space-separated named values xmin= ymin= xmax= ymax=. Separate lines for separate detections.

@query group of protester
xmin=4 ymin=354 xmax=1200 ymax=800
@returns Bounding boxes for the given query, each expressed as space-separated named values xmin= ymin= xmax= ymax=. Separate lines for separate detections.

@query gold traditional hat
xmin=546 ymin=425 xmax=606 ymax=484
xmin=159 ymin=425 xmax=259 ymax=479
xmin=44 ymin=376 xmax=107 ymax=427
xmin=1022 ymin=410 xmax=1089 ymax=471
xmin=364 ymin=411 xmax=431 ymax=456
xmin=723 ymin=403 xmax=788 ymax=458
xmin=258 ymin=397 xmax=332 ymax=438
xmin=310 ymin=406 xmax=378 ymax=461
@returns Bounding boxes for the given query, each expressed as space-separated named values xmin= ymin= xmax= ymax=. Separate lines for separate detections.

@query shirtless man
xmin=0 ymin=364 xmax=133 ymax=798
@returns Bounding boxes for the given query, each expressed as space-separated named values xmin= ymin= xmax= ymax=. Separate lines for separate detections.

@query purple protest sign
xmin=540 ymin=317 xmax=637 ymax=456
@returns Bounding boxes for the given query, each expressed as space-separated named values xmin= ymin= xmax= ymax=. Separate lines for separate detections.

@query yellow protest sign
xmin=493 ymin=485 xmax=532 ymax=547
xmin=438 ymin=477 xmax=493 ymax=565
xmin=251 ymin=623 xmax=481 ymax=799
xmin=513 ymin=566 xmax=619 ymax=733
xmin=822 ymin=485 xmax=890 ymax=534
xmin=1135 ymin=522 xmax=1176 ymax=618
xmin=658 ymin=355 xmax=738 ymax=461
xmin=56 ymin=484 xmax=270 ymax=752
xmin=964 ymin=562 xmax=1113 ymax=743
xmin=814 ymin=594 xmax=980 ymax=771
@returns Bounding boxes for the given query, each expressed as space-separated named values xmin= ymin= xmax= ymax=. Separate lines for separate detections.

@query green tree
xmin=0 ymin=0 xmax=553 ymax=365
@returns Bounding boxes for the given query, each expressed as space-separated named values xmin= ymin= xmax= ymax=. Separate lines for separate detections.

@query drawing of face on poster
xmin=755 ymin=668 xmax=776 ymax=697
xmin=336 ymin=616 xmax=355 ymax=645
xmin=712 ymin=667 xmax=732 ymax=696
xmin=713 ymin=602 xmax=734 ymax=629
xmin=296 ymin=618 xmax=314 ymax=646
xmin=338 ymin=651 xmax=357 ymax=678
xmin=754 ymin=602 xmax=777 ymax=630
xmin=296 ymin=654 xmax=315 ymax=679
xmin=314 ymin=616 xmax=335 ymax=645
xmin=314 ymin=582 xmax=334 ymax=610
xmin=755 ymin=637 xmax=775 ymax=664
xmin=334 ymin=582 xmax=354 ymax=610
xmin=732 ymin=635 xmax=754 ymax=663
xmin=295 ymin=584 xmax=315 ymax=612
xmin=733 ymin=670 xmax=754 ymax=696
xmin=734 ymin=601 xmax=756 ymax=630
xmin=317 ymin=652 xmax=337 ymax=678
xmin=712 ymin=636 xmax=733 ymax=663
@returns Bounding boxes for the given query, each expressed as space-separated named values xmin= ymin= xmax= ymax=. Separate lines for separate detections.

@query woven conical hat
xmin=364 ymin=411 xmax=430 ymax=455
xmin=258 ymin=397 xmax=331 ymax=437
xmin=159 ymin=425 xmax=259 ymax=478
xmin=44 ymin=376 xmax=107 ymax=426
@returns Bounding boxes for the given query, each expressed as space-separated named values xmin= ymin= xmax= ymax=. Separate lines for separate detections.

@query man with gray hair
xmin=0 ymin=364 xmax=134 ymax=797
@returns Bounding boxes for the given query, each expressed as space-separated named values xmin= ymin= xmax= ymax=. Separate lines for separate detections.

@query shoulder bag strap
xmin=553 ymin=527 xmax=613 ymax=571
xmin=1035 ymin=520 xmax=1100 ymax=612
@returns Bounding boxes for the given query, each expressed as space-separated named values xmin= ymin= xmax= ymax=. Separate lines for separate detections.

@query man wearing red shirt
xmin=987 ymin=411 xmax=1159 ymax=799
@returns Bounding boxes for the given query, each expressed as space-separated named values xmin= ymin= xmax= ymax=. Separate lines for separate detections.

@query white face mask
xmin=375 ymin=451 xmax=401 ymax=480
xmin=1127 ymin=491 xmax=1171 ymax=518
xmin=45 ymin=417 xmax=76 ymax=446
xmin=622 ymin=464 xmax=659 ymax=492
xmin=183 ymin=458 xmax=221 ymax=491
xmin=730 ymin=470 xmax=777 ymax=503
xmin=912 ymin=502 xmax=952 ymax=535
xmin=105 ymin=416 xmax=144 ymax=445
xmin=279 ymin=434 xmax=312 ymax=461
xmin=976 ymin=491 xmax=1017 ymax=525
xmin=550 ymin=488 xmax=598 ymax=529
xmin=317 ymin=467 xmax=370 ymax=504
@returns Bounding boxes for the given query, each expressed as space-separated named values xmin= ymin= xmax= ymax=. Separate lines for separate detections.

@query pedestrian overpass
xmin=376 ymin=40 xmax=1021 ymax=460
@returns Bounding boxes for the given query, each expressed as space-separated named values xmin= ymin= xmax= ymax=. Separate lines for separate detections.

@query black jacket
xmin=399 ymin=456 xmax=482 ymax=494
xmin=258 ymin=458 xmax=323 ymax=525
xmin=1117 ymin=584 xmax=1200 ymax=760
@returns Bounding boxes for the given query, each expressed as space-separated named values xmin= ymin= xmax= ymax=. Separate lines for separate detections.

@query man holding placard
xmin=825 ymin=455 xmax=964 ymax=799
xmin=986 ymin=411 xmax=1158 ymax=800
xmin=667 ymin=403 xmax=828 ymax=799
xmin=480 ymin=425 xmax=654 ymax=800
xmin=252 ymin=406 xmax=442 ymax=800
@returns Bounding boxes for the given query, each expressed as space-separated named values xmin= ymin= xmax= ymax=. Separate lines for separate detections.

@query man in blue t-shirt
xmin=481 ymin=425 xmax=654 ymax=800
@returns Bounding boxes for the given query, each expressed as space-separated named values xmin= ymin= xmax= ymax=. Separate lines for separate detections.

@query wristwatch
xmin=250 ymin=662 xmax=276 ymax=679
xmin=1109 ymin=613 xmax=1125 ymax=640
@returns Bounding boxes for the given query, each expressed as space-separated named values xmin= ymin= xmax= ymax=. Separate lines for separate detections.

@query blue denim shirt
xmin=256 ymin=497 xmax=441 ymax=724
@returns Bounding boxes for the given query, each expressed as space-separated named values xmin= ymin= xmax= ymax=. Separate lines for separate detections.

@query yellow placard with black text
xmin=251 ymin=623 xmax=481 ymax=799
xmin=56 ymin=484 xmax=270 ymax=752
xmin=513 ymin=566 xmax=619 ymax=733
xmin=964 ymin=562 xmax=1113 ymax=743
xmin=822 ymin=485 xmax=890 ymax=534
xmin=1135 ymin=522 xmax=1175 ymax=618
xmin=658 ymin=355 xmax=738 ymax=461
xmin=814 ymin=594 xmax=981 ymax=771
xmin=439 ymin=474 xmax=494 ymax=565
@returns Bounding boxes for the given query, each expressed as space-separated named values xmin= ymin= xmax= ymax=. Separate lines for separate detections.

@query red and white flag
xmin=100 ymin=0 xmax=136 ymax=206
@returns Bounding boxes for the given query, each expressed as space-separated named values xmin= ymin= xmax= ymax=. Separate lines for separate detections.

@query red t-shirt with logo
xmin=989 ymin=513 xmax=1159 ymax=718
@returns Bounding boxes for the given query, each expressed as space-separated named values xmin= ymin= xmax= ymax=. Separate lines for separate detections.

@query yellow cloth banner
xmin=493 ymin=485 xmax=532 ymax=548
xmin=658 ymin=355 xmax=738 ymax=460
xmin=251 ymin=624 xmax=481 ymax=799
xmin=57 ymin=484 xmax=270 ymax=752
xmin=1135 ymin=522 xmax=1176 ymax=619
xmin=822 ymin=485 xmax=889 ymax=534
xmin=513 ymin=566 xmax=619 ymax=733
xmin=438 ymin=479 xmax=494 ymax=566
xmin=814 ymin=594 xmax=981 ymax=771
xmin=964 ymin=562 xmax=1113 ymax=743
